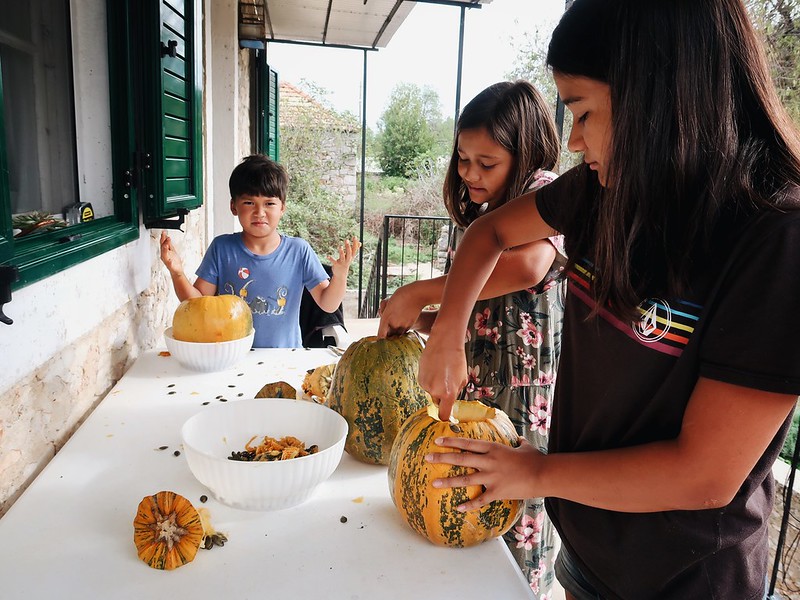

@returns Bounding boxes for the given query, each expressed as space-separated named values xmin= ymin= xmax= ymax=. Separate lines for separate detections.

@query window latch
xmin=161 ymin=40 xmax=178 ymax=58
xmin=145 ymin=208 xmax=189 ymax=231
xmin=0 ymin=265 xmax=19 ymax=326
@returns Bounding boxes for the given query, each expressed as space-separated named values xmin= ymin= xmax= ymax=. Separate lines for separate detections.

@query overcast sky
xmin=266 ymin=0 xmax=566 ymax=129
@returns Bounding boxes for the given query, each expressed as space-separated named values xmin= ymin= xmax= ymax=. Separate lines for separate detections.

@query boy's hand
xmin=328 ymin=237 xmax=361 ymax=279
xmin=159 ymin=231 xmax=184 ymax=275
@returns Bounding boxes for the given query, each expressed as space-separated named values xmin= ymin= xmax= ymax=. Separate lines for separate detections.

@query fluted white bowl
xmin=164 ymin=327 xmax=254 ymax=372
xmin=181 ymin=398 xmax=348 ymax=511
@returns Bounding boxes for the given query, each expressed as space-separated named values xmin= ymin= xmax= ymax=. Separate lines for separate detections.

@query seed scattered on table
xmin=156 ymin=445 xmax=168 ymax=451
xmin=202 ymin=401 xmax=210 ymax=405
xmin=227 ymin=384 xmax=236 ymax=388
xmin=168 ymin=391 xmax=176 ymax=395
xmin=219 ymin=398 xmax=228 ymax=402
xmin=200 ymin=495 xmax=208 ymax=503
xmin=173 ymin=450 xmax=181 ymax=457
xmin=167 ymin=383 xmax=175 ymax=388
xmin=340 ymin=516 xmax=348 ymax=523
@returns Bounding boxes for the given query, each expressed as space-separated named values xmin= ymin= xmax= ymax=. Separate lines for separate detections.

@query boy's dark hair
xmin=443 ymin=81 xmax=560 ymax=228
xmin=547 ymin=0 xmax=800 ymax=318
xmin=229 ymin=154 xmax=288 ymax=203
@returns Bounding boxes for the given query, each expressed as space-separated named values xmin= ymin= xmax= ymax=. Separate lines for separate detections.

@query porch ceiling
xmin=263 ymin=0 xmax=491 ymax=49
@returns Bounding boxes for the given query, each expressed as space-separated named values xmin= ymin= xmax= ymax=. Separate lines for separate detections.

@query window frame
xmin=0 ymin=0 xmax=203 ymax=290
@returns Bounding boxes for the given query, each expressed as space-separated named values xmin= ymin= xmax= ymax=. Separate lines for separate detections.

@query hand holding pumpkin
xmin=426 ymin=436 xmax=542 ymax=513
xmin=377 ymin=284 xmax=427 ymax=338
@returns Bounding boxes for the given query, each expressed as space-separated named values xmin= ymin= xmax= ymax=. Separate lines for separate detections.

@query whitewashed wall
xmin=0 ymin=0 xmax=251 ymax=516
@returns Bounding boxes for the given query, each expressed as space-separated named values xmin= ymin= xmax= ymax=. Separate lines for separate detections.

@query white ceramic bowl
xmin=164 ymin=327 xmax=255 ymax=372
xmin=181 ymin=398 xmax=348 ymax=511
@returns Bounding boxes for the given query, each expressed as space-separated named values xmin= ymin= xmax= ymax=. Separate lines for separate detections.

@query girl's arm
xmin=418 ymin=190 xmax=557 ymax=420
xmin=377 ymin=239 xmax=557 ymax=338
xmin=427 ymin=378 xmax=797 ymax=513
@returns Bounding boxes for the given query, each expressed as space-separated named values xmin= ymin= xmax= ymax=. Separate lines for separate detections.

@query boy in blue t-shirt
xmin=159 ymin=154 xmax=360 ymax=348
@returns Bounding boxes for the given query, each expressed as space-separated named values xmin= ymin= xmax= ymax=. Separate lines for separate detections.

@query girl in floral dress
xmin=378 ymin=80 xmax=565 ymax=598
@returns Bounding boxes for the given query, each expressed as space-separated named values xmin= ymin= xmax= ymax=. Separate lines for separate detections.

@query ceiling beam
xmin=408 ymin=0 xmax=482 ymax=8
xmin=322 ymin=0 xmax=333 ymax=44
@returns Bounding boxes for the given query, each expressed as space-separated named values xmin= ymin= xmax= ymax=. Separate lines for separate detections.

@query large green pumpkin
xmin=388 ymin=401 xmax=523 ymax=548
xmin=327 ymin=333 xmax=432 ymax=465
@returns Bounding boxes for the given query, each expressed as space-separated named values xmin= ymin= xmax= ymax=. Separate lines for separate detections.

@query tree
xmin=278 ymin=82 xmax=359 ymax=258
xmin=377 ymin=83 xmax=442 ymax=177
xmin=746 ymin=0 xmax=800 ymax=126
xmin=506 ymin=21 xmax=580 ymax=172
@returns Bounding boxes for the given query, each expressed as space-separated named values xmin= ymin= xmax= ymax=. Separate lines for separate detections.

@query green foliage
xmin=745 ymin=0 xmax=800 ymax=126
xmin=278 ymin=83 xmax=359 ymax=260
xmin=377 ymin=83 xmax=443 ymax=177
xmin=506 ymin=21 xmax=581 ymax=173
xmin=780 ymin=402 xmax=800 ymax=464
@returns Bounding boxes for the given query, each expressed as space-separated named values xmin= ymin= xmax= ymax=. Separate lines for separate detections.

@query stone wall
xmin=0 ymin=211 xmax=206 ymax=518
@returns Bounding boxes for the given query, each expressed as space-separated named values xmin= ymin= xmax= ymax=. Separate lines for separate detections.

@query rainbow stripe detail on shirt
xmin=567 ymin=259 xmax=701 ymax=357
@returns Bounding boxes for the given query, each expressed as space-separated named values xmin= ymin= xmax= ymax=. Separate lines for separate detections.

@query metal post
xmin=453 ymin=5 xmax=465 ymax=133
xmin=358 ymin=48 xmax=368 ymax=312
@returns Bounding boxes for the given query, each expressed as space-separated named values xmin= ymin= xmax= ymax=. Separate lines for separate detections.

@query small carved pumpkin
xmin=133 ymin=491 xmax=205 ymax=570
xmin=172 ymin=295 xmax=253 ymax=343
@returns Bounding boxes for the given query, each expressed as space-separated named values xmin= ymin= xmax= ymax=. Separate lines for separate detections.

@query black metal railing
xmin=359 ymin=214 xmax=453 ymax=318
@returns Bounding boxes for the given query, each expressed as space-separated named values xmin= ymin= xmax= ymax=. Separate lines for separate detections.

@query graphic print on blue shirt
xmin=196 ymin=233 xmax=329 ymax=347
xmin=567 ymin=258 xmax=702 ymax=357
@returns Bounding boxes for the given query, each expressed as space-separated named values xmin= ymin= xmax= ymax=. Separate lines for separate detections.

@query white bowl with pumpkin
xmin=164 ymin=295 xmax=255 ymax=372
xmin=181 ymin=398 xmax=348 ymax=511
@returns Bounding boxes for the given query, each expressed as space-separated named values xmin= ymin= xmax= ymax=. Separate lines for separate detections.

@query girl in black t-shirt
xmin=418 ymin=1 xmax=800 ymax=599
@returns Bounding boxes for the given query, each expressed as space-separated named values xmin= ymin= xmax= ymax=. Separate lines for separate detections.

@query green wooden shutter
xmin=142 ymin=0 xmax=203 ymax=225
xmin=257 ymin=50 xmax=279 ymax=161
xmin=0 ymin=55 xmax=13 ymax=265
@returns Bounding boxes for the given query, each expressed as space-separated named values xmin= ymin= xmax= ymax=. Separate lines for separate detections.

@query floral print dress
xmin=446 ymin=172 xmax=566 ymax=599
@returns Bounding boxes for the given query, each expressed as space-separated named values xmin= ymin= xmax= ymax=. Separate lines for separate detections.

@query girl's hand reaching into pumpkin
xmin=425 ymin=437 xmax=542 ymax=512
xmin=417 ymin=332 xmax=467 ymax=421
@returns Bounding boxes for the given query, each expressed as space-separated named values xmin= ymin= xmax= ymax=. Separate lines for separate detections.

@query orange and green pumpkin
xmin=388 ymin=401 xmax=523 ymax=548
xmin=327 ymin=333 xmax=432 ymax=465
xmin=172 ymin=295 xmax=253 ymax=343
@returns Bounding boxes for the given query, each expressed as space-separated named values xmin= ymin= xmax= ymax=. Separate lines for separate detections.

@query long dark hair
xmin=548 ymin=0 xmax=800 ymax=317
xmin=443 ymin=81 xmax=560 ymax=228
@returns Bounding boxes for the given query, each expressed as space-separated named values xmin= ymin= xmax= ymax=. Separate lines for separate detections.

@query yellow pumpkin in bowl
xmin=172 ymin=295 xmax=253 ymax=343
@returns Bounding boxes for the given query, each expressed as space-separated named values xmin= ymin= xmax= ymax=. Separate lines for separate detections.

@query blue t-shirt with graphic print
xmin=195 ymin=233 xmax=329 ymax=348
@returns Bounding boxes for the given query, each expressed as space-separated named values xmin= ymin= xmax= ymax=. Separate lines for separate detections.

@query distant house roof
xmin=279 ymin=82 xmax=358 ymax=132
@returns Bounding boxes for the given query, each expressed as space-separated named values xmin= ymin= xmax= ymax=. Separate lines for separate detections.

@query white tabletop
xmin=0 ymin=347 xmax=534 ymax=600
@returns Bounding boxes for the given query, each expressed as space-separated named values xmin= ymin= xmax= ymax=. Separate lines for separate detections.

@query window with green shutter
xmin=141 ymin=0 xmax=204 ymax=225
xmin=255 ymin=49 xmax=279 ymax=161
xmin=0 ymin=0 xmax=203 ymax=290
